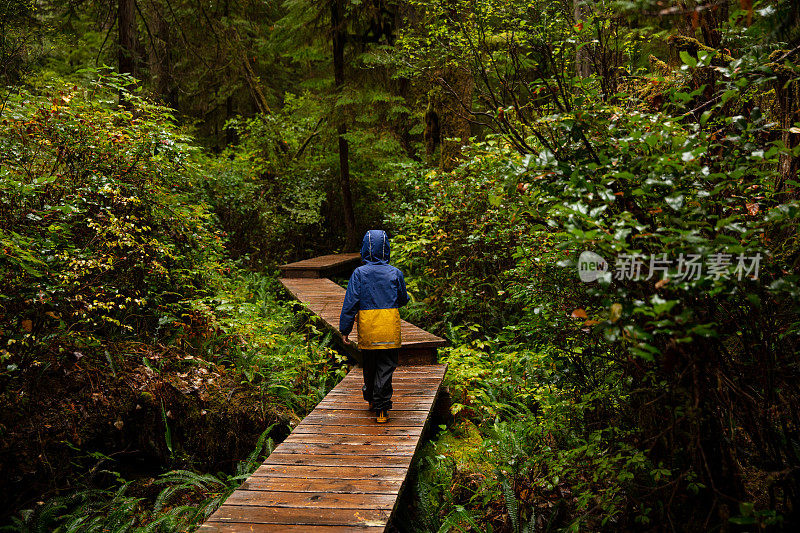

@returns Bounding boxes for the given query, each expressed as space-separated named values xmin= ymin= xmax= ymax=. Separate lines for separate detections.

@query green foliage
xmin=200 ymin=83 xmax=416 ymax=264
xmin=391 ymin=3 xmax=800 ymax=529
xmin=0 ymin=76 xmax=347 ymax=529
xmin=0 ymin=0 xmax=40 ymax=85
xmin=2 ymin=263 xmax=346 ymax=529
xmin=388 ymin=146 xmax=567 ymax=337
xmin=0 ymin=71 xmax=225 ymax=366
xmin=6 ymin=426 xmax=277 ymax=532
xmin=188 ymin=270 xmax=349 ymax=412
xmin=7 ymin=483 xmax=141 ymax=533
xmin=408 ymin=338 xmax=647 ymax=531
xmin=200 ymin=95 xmax=330 ymax=264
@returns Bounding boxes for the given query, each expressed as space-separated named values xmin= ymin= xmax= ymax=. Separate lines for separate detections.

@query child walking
xmin=339 ymin=230 xmax=409 ymax=423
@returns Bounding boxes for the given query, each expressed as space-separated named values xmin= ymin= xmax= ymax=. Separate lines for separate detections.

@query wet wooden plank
xmin=206 ymin=505 xmax=389 ymax=526
xmin=274 ymin=441 xmax=417 ymax=456
xmin=296 ymin=420 xmax=427 ymax=429
xmin=280 ymin=434 xmax=418 ymax=446
xmin=249 ymin=464 xmax=408 ymax=480
xmin=332 ymin=378 xmax=446 ymax=386
xmin=265 ymin=453 xmax=412 ymax=467
xmin=314 ymin=402 xmax=433 ymax=410
xmin=326 ymin=386 xmax=434 ymax=394
xmin=286 ymin=425 xmax=425 ymax=437
xmin=335 ymin=366 xmax=446 ymax=381
xmin=199 ymin=524 xmax=385 ymax=533
xmin=280 ymin=253 xmax=361 ymax=269
xmin=326 ymin=384 xmax=440 ymax=391
xmin=302 ymin=408 xmax=429 ymax=419
xmin=223 ymin=490 xmax=397 ymax=510
xmin=279 ymin=253 xmax=362 ymax=279
xmin=326 ymin=385 xmax=442 ymax=393
xmin=239 ymin=477 xmax=403 ymax=494
xmin=332 ymin=378 xmax=439 ymax=384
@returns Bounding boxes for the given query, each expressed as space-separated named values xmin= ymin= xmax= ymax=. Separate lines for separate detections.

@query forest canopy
xmin=2 ymin=0 xmax=800 ymax=531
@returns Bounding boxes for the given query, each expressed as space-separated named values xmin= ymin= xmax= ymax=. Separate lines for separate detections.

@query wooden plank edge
xmin=206 ymin=504 xmax=390 ymax=526
xmin=381 ymin=364 xmax=448 ymax=530
xmin=199 ymin=524 xmax=385 ymax=533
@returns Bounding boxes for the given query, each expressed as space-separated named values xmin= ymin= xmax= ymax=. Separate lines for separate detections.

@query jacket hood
xmin=361 ymin=230 xmax=390 ymax=264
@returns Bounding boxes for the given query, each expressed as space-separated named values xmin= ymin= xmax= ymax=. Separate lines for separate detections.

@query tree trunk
xmin=424 ymin=98 xmax=440 ymax=160
xmin=146 ymin=3 xmax=172 ymax=106
xmin=698 ymin=0 xmax=726 ymax=50
xmin=118 ymin=0 xmax=136 ymax=76
xmin=775 ymin=71 xmax=799 ymax=197
xmin=574 ymin=0 xmax=591 ymax=78
xmin=433 ymin=66 xmax=473 ymax=171
xmin=331 ymin=0 xmax=358 ymax=251
xmin=118 ymin=0 xmax=137 ymax=105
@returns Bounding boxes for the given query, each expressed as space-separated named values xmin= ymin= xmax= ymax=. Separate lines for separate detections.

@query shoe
xmin=376 ymin=410 xmax=388 ymax=423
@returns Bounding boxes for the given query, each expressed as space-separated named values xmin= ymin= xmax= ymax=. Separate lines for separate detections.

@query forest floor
xmin=0 ymin=337 xmax=296 ymax=522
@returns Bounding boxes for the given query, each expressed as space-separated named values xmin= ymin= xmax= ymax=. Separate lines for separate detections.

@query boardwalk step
xmin=278 ymin=253 xmax=362 ymax=279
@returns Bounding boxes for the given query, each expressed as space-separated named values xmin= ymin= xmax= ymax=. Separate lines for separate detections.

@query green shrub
xmin=0 ymin=72 xmax=225 ymax=365
xmin=391 ymin=29 xmax=800 ymax=528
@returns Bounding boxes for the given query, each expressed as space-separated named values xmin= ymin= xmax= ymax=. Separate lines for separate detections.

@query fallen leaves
xmin=610 ymin=303 xmax=623 ymax=322
xmin=570 ymin=308 xmax=588 ymax=319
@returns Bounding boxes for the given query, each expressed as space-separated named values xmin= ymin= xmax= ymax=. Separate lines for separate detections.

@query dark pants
xmin=361 ymin=348 xmax=399 ymax=411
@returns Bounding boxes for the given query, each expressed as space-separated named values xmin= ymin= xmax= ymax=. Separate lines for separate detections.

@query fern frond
xmin=415 ymin=474 xmax=441 ymax=532
xmin=439 ymin=505 xmax=487 ymax=533
xmin=236 ymin=423 xmax=277 ymax=476
xmin=524 ymin=507 xmax=536 ymax=533
xmin=153 ymin=485 xmax=180 ymax=513
xmin=156 ymin=469 xmax=226 ymax=492
xmin=499 ymin=470 xmax=520 ymax=533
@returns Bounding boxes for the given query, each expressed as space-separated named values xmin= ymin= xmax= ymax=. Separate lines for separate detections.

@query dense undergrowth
xmin=385 ymin=22 xmax=800 ymax=531
xmin=0 ymin=75 xmax=346 ymax=531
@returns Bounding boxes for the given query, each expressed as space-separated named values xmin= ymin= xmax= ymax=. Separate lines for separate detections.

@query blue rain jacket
xmin=339 ymin=230 xmax=409 ymax=349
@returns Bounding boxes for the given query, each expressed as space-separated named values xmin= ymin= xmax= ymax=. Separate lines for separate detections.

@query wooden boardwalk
xmin=279 ymin=253 xmax=362 ymax=279
xmin=199 ymin=254 xmax=449 ymax=532
xmin=199 ymin=365 xmax=447 ymax=532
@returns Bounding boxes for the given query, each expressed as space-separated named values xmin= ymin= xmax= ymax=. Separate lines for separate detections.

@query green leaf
xmin=679 ymin=51 xmax=697 ymax=68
